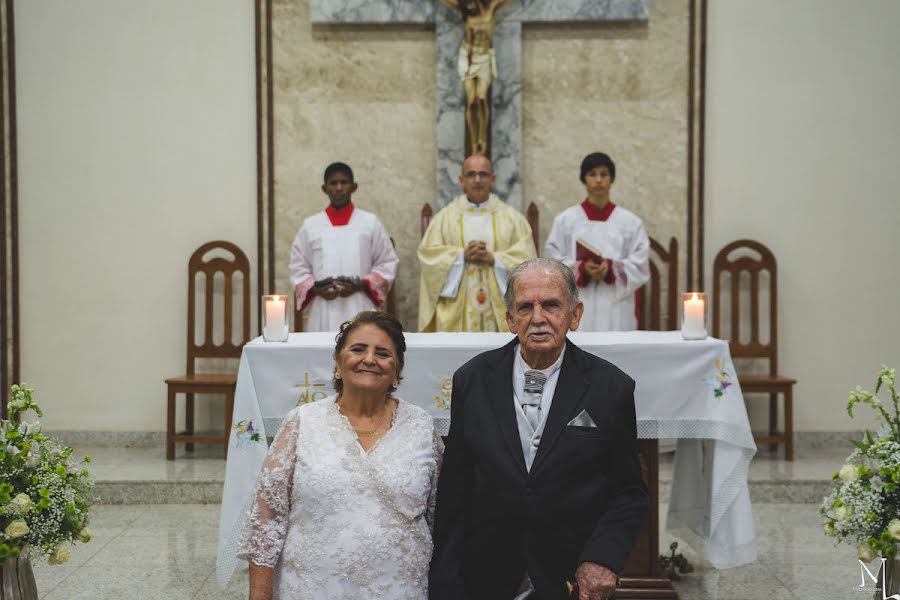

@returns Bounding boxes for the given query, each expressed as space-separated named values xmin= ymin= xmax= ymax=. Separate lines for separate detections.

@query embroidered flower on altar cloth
xmin=232 ymin=419 xmax=262 ymax=447
xmin=704 ymin=357 xmax=735 ymax=399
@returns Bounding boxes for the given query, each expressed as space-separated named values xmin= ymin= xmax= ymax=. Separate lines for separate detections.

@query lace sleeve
xmin=236 ymin=408 xmax=300 ymax=568
xmin=426 ymin=427 xmax=445 ymax=531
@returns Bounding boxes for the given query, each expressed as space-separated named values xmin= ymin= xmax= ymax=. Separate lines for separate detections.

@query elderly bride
xmin=238 ymin=311 xmax=443 ymax=599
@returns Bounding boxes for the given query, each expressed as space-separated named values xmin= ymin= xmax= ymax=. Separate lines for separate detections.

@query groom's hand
xmin=575 ymin=562 xmax=617 ymax=600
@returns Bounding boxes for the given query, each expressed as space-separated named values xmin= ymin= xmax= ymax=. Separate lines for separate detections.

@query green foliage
xmin=822 ymin=367 xmax=900 ymax=560
xmin=1 ymin=384 xmax=94 ymax=563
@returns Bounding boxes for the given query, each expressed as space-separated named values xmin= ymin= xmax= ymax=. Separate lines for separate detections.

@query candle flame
xmin=691 ymin=292 xmax=699 ymax=301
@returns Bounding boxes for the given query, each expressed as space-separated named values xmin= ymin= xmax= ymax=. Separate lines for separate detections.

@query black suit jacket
xmin=429 ymin=338 xmax=649 ymax=600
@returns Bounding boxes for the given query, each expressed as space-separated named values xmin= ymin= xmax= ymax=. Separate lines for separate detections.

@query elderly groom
xmin=429 ymin=258 xmax=649 ymax=600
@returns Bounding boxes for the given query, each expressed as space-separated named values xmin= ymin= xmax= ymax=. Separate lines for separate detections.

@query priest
xmin=289 ymin=162 xmax=399 ymax=331
xmin=418 ymin=154 xmax=536 ymax=332
xmin=544 ymin=152 xmax=650 ymax=331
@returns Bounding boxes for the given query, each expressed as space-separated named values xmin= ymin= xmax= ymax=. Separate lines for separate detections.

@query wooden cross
xmin=311 ymin=0 xmax=649 ymax=209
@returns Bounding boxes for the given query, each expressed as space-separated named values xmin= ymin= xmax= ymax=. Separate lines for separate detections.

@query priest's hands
xmin=575 ymin=562 xmax=617 ymax=600
xmin=584 ymin=259 xmax=609 ymax=282
xmin=464 ymin=240 xmax=495 ymax=266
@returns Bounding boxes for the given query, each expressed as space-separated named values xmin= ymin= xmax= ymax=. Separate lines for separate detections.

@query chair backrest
xmin=711 ymin=239 xmax=779 ymax=374
xmin=420 ymin=201 xmax=540 ymax=254
xmin=526 ymin=202 xmax=539 ymax=254
xmin=421 ymin=203 xmax=433 ymax=238
xmin=186 ymin=241 xmax=251 ymax=374
xmin=637 ymin=236 xmax=679 ymax=331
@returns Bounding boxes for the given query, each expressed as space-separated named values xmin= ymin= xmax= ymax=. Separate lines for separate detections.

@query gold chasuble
xmin=418 ymin=194 xmax=536 ymax=332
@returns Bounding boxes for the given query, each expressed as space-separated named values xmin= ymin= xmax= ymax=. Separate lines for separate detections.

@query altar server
xmin=418 ymin=154 xmax=536 ymax=332
xmin=289 ymin=163 xmax=399 ymax=331
xmin=544 ymin=152 xmax=650 ymax=331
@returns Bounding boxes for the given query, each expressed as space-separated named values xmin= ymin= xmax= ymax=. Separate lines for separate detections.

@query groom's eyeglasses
xmin=463 ymin=171 xmax=493 ymax=180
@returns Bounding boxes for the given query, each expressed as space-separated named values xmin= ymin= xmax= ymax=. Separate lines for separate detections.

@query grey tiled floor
xmin=76 ymin=443 xmax=849 ymax=484
xmin=30 ymin=444 xmax=862 ymax=599
xmin=28 ymin=502 xmax=863 ymax=600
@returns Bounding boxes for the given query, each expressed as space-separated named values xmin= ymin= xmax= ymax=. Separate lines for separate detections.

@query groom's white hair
xmin=503 ymin=258 xmax=579 ymax=313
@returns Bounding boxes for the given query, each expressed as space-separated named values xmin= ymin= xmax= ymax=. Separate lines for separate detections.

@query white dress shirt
xmin=512 ymin=343 xmax=566 ymax=472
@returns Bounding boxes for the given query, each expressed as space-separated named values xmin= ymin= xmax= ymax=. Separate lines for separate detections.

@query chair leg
xmin=784 ymin=387 xmax=794 ymax=461
xmin=166 ymin=387 xmax=176 ymax=460
xmin=224 ymin=390 xmax=235 ymax=460
xmin=768 ymin=393 xmax=778 ymax=453
xmin=185 ymin=393 xmax=195 ymax=452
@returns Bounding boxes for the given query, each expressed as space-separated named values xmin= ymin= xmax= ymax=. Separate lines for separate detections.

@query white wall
xmin=17 ymin=1 xmax=257 ymax=430
xmin=705 ymin=0 xmax=900 ymax=431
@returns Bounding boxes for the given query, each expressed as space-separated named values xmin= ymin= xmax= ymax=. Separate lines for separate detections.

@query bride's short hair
xmin=332 ymin=311 xmax=406 ymax=395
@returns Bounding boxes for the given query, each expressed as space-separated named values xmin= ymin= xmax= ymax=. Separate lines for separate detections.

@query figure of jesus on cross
xmin=440 ymin=0 xmax=510 ymax=157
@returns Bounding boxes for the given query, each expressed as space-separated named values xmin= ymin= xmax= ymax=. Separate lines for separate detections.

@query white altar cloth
xmin=217 ymin=331 xmax=757 ymax=586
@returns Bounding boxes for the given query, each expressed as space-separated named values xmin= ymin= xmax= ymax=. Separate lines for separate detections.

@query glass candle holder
xmin=262 ymin=294 xmax=289 ymax=342
xmin=681 ymin=292 xmax=708 ymax=340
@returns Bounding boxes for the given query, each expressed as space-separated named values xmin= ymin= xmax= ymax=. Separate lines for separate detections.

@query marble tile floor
xmin=30 ymin=502 xmax=864 ymax=600
xmin=74 ymin=443 xmax=853 ymax=504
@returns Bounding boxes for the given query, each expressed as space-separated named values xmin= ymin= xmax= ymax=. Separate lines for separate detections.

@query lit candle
xmin=682 ymin=292 xmax=706 ymax=339
xmin=263 ymin=295 xmax=287 ymax=341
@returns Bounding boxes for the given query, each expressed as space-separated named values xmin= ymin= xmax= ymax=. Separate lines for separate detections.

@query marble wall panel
xmin=272 ymin=0 xmax=436 ymax=330
xmin=272 ymin=0 xmax=689 ymax=329
xmin=521 ymin=0 xmax=689 ymax=275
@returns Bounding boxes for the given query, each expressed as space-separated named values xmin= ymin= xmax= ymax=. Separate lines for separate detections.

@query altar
xmin=216 ymin=330 xmax=757 ymax=586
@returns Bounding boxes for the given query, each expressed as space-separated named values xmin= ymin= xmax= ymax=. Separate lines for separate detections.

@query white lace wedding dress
xmin=237 ymin=395 xmax=443 ymax=599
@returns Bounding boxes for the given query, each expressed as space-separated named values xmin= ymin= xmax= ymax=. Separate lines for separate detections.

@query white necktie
xmin=522 ymin=370 xmax=546 ymax=431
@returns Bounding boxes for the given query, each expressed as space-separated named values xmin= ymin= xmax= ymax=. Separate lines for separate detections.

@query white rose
xmin=839 ymin=464 xmax=859 ymax=481
xmin=824 ymin=522 xmax=836 ymax=537
xmin=10 ymin=493 xmax=32 ymax=514
xmin=859 ymin=543 xmax=877 ymax=562
xmin=76 ymin=527 xmax=91 ymax=543
xmin=47 ymin=543 xmax=71 ymax=565
xmin=888 ymin=519 xmax=900 ymax=540
xmin=17 ymin=421 xmax=39 ymax=436
xmin=4 ymin=519 xmax=29 ymax=539
xmin=836 ymin=506 xmax=851 ymax=521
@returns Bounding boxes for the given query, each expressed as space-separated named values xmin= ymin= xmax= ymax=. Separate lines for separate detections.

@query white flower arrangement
xmin=0 ymin=384 xmax=94 ymax=564
xmin=821 ymin=366 xmax=900 ymax=561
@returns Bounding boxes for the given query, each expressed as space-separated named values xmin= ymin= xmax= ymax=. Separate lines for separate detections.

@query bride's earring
xmin=334 ymin=369 xmax=342 ymax=380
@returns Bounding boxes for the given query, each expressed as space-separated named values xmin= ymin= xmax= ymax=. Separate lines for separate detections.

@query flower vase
xmin=877 ymin=558 xmax=900 ymax=600
xmin=0 ymin=547 xmax=37 ymax=600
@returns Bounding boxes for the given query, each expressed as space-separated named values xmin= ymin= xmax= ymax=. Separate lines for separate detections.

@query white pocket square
xmin=567 ymin=409 xmax=598 ymax=428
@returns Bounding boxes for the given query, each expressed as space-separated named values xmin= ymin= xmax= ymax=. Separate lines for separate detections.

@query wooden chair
xmin=712 ymin=239 xmax=796 ymax=460
xmin=420 ymin=201 xmax=541 ymax=254
xmin=637 ymin=236 xmax=679 ymax=331
xmin=165 ymin=241 xmax=250 ymax=460
xmin=293 ymin=238 xmax=398 ymax=332
xmin=526 ymin=202 xmax=539 ymax=254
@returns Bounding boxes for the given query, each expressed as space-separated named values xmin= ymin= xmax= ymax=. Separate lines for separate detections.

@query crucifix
xmin=439 ymin=0 xmax=510 ymax=158
xmin=311 ymin=0 xmax=649 ymax=210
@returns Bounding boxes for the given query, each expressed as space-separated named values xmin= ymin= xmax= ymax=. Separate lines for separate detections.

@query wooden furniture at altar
xmin=638 ymin=236 xmax=679 ymax=331
xmin=165 ymin=241 xmax=250 ymax=460
xmin=293 ymin=238 xmax=397 ymax=332
xmin=420 ymin=201 xmax=541 ymax=253
xmin=712 ymin=239 xmax=796 ymax=460
xmin=618 ymin=438 xmax=677 ymax=598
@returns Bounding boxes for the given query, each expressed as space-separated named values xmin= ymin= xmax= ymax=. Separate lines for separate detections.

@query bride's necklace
xmin=339 ymin=399 xmax=393 ymax=437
